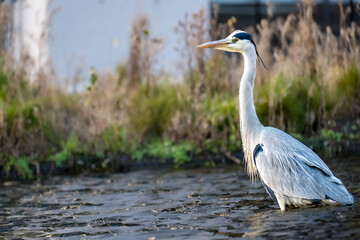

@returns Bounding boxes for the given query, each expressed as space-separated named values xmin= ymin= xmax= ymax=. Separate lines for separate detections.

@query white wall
xmin=11 ymin=0 xmax=208 ymax=81
xmin=48 ymin=0 xmax=207 ymax=80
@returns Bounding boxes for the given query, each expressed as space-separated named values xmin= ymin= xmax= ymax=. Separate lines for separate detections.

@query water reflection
xmin=0 ymin=157 xmax=359 ymax=239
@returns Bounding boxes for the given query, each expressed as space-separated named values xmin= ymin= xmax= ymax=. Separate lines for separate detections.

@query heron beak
xmin=197 ymin=39 xmax=229 ymax=48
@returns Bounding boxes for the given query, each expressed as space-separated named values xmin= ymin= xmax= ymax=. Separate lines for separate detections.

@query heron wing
xmin=254 ymin=127 xmax=348 ymax=201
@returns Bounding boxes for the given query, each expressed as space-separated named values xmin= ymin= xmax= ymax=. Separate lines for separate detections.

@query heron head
xmin=198 ymin=30 xmax=266 ymax=68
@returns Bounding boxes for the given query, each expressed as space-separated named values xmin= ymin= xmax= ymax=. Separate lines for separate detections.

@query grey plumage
xmin=255 ymin=127 xmax=354 ymax=209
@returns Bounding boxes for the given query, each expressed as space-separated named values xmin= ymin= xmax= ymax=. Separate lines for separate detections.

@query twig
xmin=224 ymin=151 xmax=241 ymax=164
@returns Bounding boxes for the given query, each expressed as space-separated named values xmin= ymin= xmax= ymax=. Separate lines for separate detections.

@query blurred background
xmin=0 ymin=0 xmax=359 ymax=178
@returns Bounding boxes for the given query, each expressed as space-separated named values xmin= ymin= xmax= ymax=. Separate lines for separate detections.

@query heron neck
xmin=239 ymin=49 xmax=263 ymax=168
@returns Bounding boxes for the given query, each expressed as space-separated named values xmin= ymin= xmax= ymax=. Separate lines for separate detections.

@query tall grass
xmin=0 ymin=1 xmax=359 ymax=177
xmin=253 ymin=1 xmax=360 ymax=135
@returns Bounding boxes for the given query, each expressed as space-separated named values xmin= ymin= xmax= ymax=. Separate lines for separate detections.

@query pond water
xmin=1 ymin=156 xmax=359 ymax=239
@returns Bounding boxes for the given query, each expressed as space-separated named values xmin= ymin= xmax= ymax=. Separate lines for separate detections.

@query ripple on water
xmin=0 ymin=157 xmax=359 ymax=239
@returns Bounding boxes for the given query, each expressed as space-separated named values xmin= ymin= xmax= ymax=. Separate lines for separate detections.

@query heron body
xmin=198 ymin=30 xmax=354 ymax=210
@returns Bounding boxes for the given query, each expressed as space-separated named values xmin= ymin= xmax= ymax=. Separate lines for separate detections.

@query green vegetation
xmin=48 ymin=132 xmax=79 ymax=167
xmin=0 ymin=1 xmax=359 ymax=178
xmin=132 ymin=140 xmax=193 ymax=168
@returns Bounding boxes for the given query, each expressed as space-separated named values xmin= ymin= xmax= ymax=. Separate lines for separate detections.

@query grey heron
xmin=198 ymin=30 xmax=354 ymax=210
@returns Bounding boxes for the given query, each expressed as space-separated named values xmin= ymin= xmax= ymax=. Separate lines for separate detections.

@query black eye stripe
xmin=230 ymin=30 xmax=267 ymax=69
xmin=233 ymin=32 xmax=253 ymax=41
xmin=232 ymin=31 xmax=267 ymax=70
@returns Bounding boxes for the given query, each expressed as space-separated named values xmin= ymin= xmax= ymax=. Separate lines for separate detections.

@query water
xmin=1 ymin=157 xmax=359 ymax=239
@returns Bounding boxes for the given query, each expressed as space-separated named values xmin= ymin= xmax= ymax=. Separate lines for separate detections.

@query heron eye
xmin=232 ymin=38 xmax=239 ymax=43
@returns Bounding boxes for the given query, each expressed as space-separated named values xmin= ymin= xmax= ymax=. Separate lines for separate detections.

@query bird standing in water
xmin=198 ymin=30 xmax=354 ymax=210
